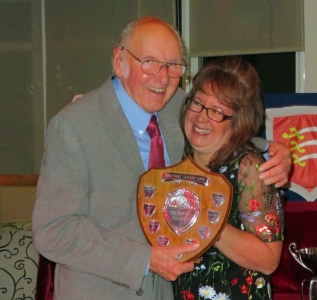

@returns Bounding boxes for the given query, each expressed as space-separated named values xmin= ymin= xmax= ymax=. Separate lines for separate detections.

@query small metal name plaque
xmin=162 ymin=172 xmax=210 ymax=186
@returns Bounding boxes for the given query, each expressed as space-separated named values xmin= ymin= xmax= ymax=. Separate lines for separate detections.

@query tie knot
xmin=147 ymin=115 xmax=160 ymax=139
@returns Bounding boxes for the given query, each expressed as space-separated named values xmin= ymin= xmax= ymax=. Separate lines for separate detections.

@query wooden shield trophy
xmin=137 ymin=156 xmax=233 ymax=262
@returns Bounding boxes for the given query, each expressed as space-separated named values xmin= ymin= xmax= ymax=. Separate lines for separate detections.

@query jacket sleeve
xmin=250 ymin=137 xmax=269 ymax=152
xmin=32 ymin=112 xmax=151 ymax=291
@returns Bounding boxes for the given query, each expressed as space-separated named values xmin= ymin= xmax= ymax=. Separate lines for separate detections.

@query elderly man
xmin=32 ymin=17 xmax=290 ymax=299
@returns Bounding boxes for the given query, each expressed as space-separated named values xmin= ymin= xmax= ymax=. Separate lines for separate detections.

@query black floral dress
xmin=173 ymin=144 xmax=284 ymax=300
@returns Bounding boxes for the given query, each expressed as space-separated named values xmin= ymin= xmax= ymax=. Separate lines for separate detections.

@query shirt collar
xmin=112 ymin=76 xmax=154 ymax=133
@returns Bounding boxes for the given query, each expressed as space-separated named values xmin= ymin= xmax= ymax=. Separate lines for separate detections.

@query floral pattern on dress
xmin=173 ymin=144 xmax=284 ymax=300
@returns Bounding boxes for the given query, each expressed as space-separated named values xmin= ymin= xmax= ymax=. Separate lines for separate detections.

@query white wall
xmin=182 ymin=0 xmax=317 ymax=94
xmin=303 ymin=0 xmax=317 ymax=92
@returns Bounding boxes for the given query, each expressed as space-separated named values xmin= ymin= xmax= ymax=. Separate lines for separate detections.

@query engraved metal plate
xmin=137 ymin=156 xmax=233 ymax=262
xmin=157 ymin=236 xmax=170 ymax=246
xmin=213 ymin=193 xmax=225 ymax=207
xmin=143 ymin=185 xmax=155 ymax=199
xmin=148 ymin=220 xmax=160 ymax=234
xmin=198 ymin=226 xmax=211 ymax=240
xmin=208 ymin=210 xmax=220 ymax=224
xmin=163 ymin=188 xmax=199 ymax=235
xmin=143 ymin=203 xmax=156 ymax=217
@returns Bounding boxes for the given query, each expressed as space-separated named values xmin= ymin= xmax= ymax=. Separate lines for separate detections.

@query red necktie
xmin=147 ymin=115 xmax=165 ymax=169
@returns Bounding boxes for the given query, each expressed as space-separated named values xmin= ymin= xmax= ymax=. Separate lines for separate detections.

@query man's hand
xmin=259 ymin=141 xmax=292 ymax=188
xmin=149 ymin=243 xmax=199 ymax=281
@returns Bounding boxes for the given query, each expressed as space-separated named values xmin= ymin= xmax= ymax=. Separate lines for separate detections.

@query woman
xmin=173 ymin=56 xmax=284 ymax=300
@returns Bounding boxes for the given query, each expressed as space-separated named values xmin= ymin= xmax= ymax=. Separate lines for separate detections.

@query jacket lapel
xmin=97 ymin=78 xmax=145 ymax=175
xmin=158 ymin=88 xmax=185 ymax=165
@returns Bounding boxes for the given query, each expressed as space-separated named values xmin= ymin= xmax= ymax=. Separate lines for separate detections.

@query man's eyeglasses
xmin=120 ymin=46 xmax=187 ymax=78
xmin=185 ymin=98 xmax=234 ymax=123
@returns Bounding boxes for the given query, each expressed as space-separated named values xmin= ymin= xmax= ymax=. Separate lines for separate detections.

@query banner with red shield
xmin=266 ymin=106 xmax=317 ymax=201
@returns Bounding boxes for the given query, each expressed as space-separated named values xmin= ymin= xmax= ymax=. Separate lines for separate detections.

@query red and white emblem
xmin=266 ymin=106 xmax=317 ymax=201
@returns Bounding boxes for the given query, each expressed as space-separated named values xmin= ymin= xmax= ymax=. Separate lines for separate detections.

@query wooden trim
xmin=0 ymin=174 xmax=39 ymax=186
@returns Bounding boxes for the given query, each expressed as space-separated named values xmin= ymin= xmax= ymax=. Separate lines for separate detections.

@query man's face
xmin=113 ymin=20 xmax=182 ymax=113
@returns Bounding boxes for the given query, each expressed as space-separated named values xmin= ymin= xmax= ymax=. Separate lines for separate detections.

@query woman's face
xmin=184 ymin=91 xmax=234 ymax=167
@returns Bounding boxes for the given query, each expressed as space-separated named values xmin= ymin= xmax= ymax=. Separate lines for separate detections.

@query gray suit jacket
xmin=32 ymin=77 xmax=186 ymax=299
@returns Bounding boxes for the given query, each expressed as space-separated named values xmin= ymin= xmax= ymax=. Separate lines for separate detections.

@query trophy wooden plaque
xmin=137 ymin=156 xmax=233 ymax=262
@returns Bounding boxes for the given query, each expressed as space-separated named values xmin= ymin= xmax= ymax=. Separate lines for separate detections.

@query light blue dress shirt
xmin=112 ymin=77 xmax=170 ymax=171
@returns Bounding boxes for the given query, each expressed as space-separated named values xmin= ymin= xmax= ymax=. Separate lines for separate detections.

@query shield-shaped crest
xmin=266 ymin=106 xmax=317 ymax=200
xmin=137 ymin=156 xmax=233 ymax=262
